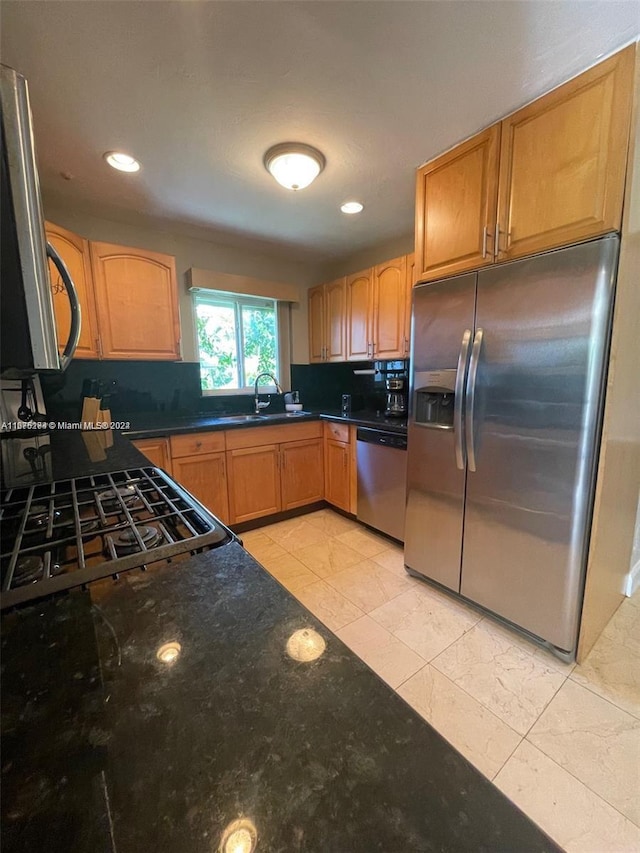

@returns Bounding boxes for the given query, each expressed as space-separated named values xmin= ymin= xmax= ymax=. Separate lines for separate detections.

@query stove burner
xmin=27 ymin=504 xmax=62 ymax=528
xmin=113 ymin=525 xmax=162 ymax=554
xmin=97 ymin=484 xmax=140 ymax=510
xmin=12 ymin=556 xmax=44 ymax=586
xmin=80 ymin=517 xmax=99 ymax=535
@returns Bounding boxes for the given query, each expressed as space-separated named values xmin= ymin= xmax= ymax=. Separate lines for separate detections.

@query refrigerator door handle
xmin=465 ymin=327 xmax=484 ymax=472
xmin=453 ymin=328 xmax=472 ymax=470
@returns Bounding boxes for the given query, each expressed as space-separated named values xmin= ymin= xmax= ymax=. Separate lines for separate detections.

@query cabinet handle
xmin=195 ymin=440 xmax=202 ymax=449
xmin=494 ymin=222 xmax=501 ymax=258
xmin=343 ymin=450 xmax=348 ymax=469
xmin=482 ymin=225 xmax=488 ymax=259
xmin=281 ymin=451 xmax=286 ymax=468
xmin=323 ymin=345 xmax=327 ymax=361
xmin=96 ymin=336 xmax=103 ymax=358
xmin=404 ymin=336 xmax=410 ymax=355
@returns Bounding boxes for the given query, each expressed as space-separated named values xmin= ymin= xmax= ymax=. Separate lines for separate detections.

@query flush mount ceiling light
xmin=104 ymin=151 xmax=141 ymax=172
xmin=263 ymin=142 xmax=325 ymax=191
xmin=340 ymin=201 xmax=364 ymax=214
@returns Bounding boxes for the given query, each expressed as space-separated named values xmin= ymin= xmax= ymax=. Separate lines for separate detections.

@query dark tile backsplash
xmin=41 ymin=360 xmax=203 ymax=420
xmin=291 ymin=361 xmax=408 ymax=412
xmin=41 ymin=359 xmax=407 ymax=420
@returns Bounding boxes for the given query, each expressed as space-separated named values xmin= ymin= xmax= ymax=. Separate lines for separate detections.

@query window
xmin=194 ymin=291 xmax=279 ymax=394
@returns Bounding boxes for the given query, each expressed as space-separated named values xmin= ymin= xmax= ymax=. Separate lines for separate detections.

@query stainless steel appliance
xmin=384 ymin=376 xmax=407 ymax=418
xmin=0 ymin=65 xmax=80 ymax=375
xmin=0 ymin=466 xmax=235 ymax=609
xmin=357 ymin=427 xmax=407 ymax=541
xmin=405 ymin=236 xmax=618 ymax=656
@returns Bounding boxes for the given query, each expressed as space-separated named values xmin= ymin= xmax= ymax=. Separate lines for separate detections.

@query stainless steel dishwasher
xmin=356 ymin=427 xmax=408 ymax=542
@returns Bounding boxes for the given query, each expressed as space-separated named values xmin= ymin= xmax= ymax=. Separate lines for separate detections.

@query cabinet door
xmin=497 ymin=45 xmax=634 ymax=261
xmin=280 ymin=438 xmax=324 ymax=510
xmin=324 ymin=439 xmax=350 ymax=512
xmin=172 ymin=452 xmax=229 ymax=524
xmin=325 ymin=277 xmax=346 ymax=362
xmin=372 ymin=256 xmax=407 ymax=360
xmin=346 ymin=269 xmax=373 ymax=361
xmin=403 ymin=254 xmax=414 ymax=358
xmin=90 ymin=241 xmax=181 ymax=360
xmin=226 ymin=445 xmax=280 ymax=523
xmin=308 ymin=284 xmax=326 ymax=363
xmin=415 ymin=125 xmax=500 ymax=282
xmin=132 ymin=438 xmax=172 ymax=475
xmin=45 ymin=222 xmax=99 ymax=359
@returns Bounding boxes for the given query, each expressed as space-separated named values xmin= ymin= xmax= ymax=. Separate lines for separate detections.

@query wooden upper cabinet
xmin=308 ymin=284 xmax=325 ymax=363
xmin=308 ymin=278 xmax=346 ymax=363
xmin=346 ymin=269 xmax=373 ymax=361
xmin=45 ymin=222 xmax=99 ymax=359
xmin=90 ymin=241 xmax=181 ymax=360
xmin=415 ymin=124 xmax=500 ymax=283
xmin=404 ymin=254 xmax=415 ymax=356
xmin=372 ymin=255 xmax=408 ymax=360
xmin=497 ymin=45 xmax=635 ymax=261
xmin=325 ymin=277 xmax=346 ymax=361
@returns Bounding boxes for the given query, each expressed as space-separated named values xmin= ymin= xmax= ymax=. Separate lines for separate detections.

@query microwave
xmin=0 ymin=64 xmax=80 ymax=376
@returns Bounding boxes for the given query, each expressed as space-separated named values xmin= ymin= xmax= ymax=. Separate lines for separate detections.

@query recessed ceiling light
xmin=104 ymin=151 xmax=141 ymax=172
xmin=341 ymin=201 xmax=363 ymax=214
xmin=264 ymin=142 xmax=325 ymax=191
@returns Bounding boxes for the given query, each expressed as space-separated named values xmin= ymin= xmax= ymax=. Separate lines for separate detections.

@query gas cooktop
xmin=0 ymin=466 xmax=233 ymax=609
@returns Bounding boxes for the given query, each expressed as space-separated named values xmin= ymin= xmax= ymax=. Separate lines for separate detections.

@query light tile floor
xmin=241 ymin=510 xmax=640 ymax=852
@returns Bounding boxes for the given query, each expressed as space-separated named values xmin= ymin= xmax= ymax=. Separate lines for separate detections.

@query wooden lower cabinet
xmin=324 ymin=438 xmax=350 ymax=512
xmin=226 ymin=445 xmax=281 ymax=524
xmin=281 ymin=438 xmax=324 ymax=510
xmin=132 ymin=438 xmax=172 ymax=475
xmin=172 ymin=452 xmax=229 ymax=525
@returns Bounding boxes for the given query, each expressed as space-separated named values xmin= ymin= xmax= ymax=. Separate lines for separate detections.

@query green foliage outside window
xmin=195 ymin=294 xmax=278 ymax=392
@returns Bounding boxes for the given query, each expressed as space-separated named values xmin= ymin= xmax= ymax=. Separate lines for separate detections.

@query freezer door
xmin=461 ymin=237 xmax=618 ymax=651
xmin=405 ymin=273 xmax=476 ymax=591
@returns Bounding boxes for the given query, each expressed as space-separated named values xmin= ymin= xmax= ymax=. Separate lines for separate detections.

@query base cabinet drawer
xmin=172 ymin=452 xmax=229 ymax=524
xmin=170 ymin=431 xmax=225 ymax=458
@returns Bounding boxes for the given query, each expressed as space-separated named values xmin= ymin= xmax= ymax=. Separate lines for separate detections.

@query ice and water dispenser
xmin=413 ymin=369 xmax=457 ymax=427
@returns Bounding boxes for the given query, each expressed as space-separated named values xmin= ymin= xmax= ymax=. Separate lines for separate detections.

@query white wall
xmin=43 ymin=198 xmax=323 ymax=364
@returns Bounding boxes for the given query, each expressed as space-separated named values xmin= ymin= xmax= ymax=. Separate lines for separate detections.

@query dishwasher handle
xmin=356 ymin=427 xmax=407 ymax=450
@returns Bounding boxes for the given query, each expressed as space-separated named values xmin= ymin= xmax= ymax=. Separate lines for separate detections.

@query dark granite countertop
xmin=123 ymin=409 xmax=407 ymax=440
xmin=1 ymin=542 xmax=560 ymax=853
xmin=0 ymin=428 xmax=150 ymax=490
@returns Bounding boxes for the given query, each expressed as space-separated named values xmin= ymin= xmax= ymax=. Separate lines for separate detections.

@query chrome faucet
xmin=254 ymin=372 xmax=283 ymax=414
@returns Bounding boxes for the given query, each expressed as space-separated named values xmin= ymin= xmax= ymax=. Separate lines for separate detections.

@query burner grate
xmin=0 ymin=467 xmax=232 ymax=609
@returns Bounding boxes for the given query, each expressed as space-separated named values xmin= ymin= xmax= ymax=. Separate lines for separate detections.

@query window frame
xmin=193 ymin=290 xmax=280 ymax=396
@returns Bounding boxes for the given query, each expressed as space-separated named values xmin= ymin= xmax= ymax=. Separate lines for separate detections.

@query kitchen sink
xmin=216 ymin=412 xmax=312 ymax=424
xmin=217 ymin=414 xmax=268 ymax=423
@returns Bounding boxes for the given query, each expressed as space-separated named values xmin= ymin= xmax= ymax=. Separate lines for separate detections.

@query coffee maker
xmin=384 ymin=376 xmax=407 ymax=417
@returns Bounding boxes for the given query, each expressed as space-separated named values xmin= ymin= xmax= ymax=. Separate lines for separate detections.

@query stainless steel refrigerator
xmin=404 ymin=236 xmax=619 ymax=656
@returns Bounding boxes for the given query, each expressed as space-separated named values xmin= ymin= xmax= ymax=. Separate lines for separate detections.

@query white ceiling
xmin=2 ymin=1 xmax=638 ymax=263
